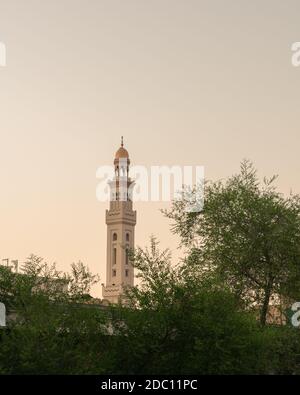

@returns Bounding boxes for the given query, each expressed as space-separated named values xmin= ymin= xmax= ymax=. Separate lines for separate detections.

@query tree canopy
xmin=164 ymin=160 xmax=300 ymax=325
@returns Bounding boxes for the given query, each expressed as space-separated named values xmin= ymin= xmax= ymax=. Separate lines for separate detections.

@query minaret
xmin=102 ymin=138 xmax=136 ymax=304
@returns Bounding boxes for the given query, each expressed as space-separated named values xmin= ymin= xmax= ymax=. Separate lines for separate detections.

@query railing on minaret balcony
xmin=110 ymin=157 xmax=134 ymax=205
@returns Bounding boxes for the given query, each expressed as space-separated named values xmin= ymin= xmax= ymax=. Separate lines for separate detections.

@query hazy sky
xmin=1 ymin=0 xmax=300 ymax=296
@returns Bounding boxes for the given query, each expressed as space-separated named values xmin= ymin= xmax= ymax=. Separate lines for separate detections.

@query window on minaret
xmin=113 ymin=247 xmax=117 ymax=266
xmin=113 ymin=233 xmax=117 ymax=241
xmin=125 ymin=247 xmax=129 ymax=265
xmin=126 ymin=233 xmax=129 ymax=242
xmin=125 ymin=269 xmax=129 ymax=277
xmin=112 ymin=269 xmax=116 ymax=277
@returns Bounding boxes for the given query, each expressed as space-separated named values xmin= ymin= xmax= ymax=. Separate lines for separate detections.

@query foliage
xmin=164 ymin=160 xmax=300 ymax=325
xmin=0 ymin=242 xmax=299 ymax=374
xmin=111 ymin=238 xmax=273 ymax=374
xmin=68 ymin=261 xmax=100 ymax=301
xmin=0 ymin=255 xmax=109 ymax=374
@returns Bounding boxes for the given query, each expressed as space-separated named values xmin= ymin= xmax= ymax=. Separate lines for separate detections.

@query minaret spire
xmin=102 ymin=141 xmax=136 ymax=304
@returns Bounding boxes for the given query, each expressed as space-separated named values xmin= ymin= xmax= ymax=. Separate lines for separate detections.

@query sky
xmin=0 ymin=0 xmax=300 ymax=296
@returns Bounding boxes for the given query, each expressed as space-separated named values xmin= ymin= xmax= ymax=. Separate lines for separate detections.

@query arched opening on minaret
xmin=125 ymin=247 xmax=129 ymax=265
xmin=113 ymin=247 xmax=117 ymax=266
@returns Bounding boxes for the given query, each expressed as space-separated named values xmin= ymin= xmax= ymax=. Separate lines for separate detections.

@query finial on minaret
xmin=121 ymin=136 xmax=124 ymax=147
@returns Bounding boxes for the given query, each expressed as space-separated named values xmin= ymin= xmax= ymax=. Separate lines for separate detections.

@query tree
xmin=68 ymin=261 xmax=100 ymax=301
xmin=0 ymin=255 xmax=110 ymax=374
xmin=109 ymin=237 xmax=269 ymax=374
xmin=164 ymin=160 xmax=300 ymax=325
xmin=0 ymin=240 xmax=299 ymax=374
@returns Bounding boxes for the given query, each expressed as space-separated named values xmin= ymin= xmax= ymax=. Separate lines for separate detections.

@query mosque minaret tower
xmin=102 ymin=138 xmax=136 ymax=304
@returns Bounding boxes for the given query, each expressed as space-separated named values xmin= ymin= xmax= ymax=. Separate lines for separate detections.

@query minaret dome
xmin=114 ymin=136 xmax=130 ymax=167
